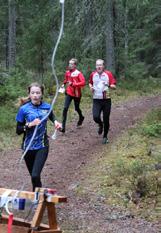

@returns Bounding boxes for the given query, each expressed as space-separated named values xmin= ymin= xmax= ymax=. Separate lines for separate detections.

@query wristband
xmin=24 ymin=122 xmax=30 ymax=131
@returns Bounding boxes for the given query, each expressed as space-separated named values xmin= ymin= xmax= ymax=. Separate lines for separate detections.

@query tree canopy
xmin=0 ymin=0 xmax=160 ymax=87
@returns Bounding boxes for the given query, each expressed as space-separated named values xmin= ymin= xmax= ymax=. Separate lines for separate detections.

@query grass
xmin=78 ymin=108 xmax=161 ymax=221
xmin=0 ymin=104 xmax=21 ymax=152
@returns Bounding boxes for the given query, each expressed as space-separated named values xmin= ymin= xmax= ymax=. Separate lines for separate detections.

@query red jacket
xmin=63 ymin=69 xmax=85 ymax=97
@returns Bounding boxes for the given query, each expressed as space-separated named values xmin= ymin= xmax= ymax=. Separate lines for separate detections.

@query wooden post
xmin=46 ymin=202 xmax=58 ymax=229
xmin=31 ymin=193 xmax=47 ymax=231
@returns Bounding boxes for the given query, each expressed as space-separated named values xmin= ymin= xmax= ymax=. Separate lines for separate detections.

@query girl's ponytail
xmin=16 ymin=96 xmax=30 ymax=107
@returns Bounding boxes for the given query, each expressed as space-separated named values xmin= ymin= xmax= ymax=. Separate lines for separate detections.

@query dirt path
xmin=1 ymin=95 xmax=161 ymax=232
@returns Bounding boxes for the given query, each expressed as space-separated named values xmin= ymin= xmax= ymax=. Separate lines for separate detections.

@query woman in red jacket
xmin=61 ymin=58 xmax=85 ymax=133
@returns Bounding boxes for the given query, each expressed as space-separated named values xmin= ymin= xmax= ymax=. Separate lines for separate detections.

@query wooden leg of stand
xmin=31 ymin=198 xmax=46 ymax=231
xmin=46 ymin=202 xmax=58 ymax=229
xmin=31 ymin=201 xmax=62 ymax=233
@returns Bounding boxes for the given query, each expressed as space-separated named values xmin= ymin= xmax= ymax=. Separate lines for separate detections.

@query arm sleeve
xmin=63 ymin=72 xmax=68 ymax=84
xmin=16 ymin=121 xmax=25 ymax=135
xmin=16 ymin=107 xmax=25 ymax=123
xmin=89 ymin=73 xmax=94 ymax=85
xmin=16 ymin=107 xmax=26 ymax=135
xmin=49 ymin=111 xmax=56 ymax=124
xmin=106 ymin=71 xmax=116 ymax=86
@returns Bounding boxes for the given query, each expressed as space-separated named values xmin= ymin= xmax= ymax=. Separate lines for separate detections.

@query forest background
xmin=0 ymin=0 xmax=160 ymax=134
xmin=0 ymin=0 xmax=161 ymax=222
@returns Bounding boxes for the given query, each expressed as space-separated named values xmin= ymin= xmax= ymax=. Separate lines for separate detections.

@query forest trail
xmin=1 ymin=95 xmax=161 ymax=232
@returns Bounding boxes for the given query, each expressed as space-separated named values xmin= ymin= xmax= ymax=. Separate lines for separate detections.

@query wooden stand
xmin=0 ymin=188 xmax=67 ymax=233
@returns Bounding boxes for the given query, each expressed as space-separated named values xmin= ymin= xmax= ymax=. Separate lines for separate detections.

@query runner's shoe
xmin=77 ymin=116 xmax=85 ymax=126
xmin=59 ymin=128 xmax=65 ymax=133
xmin=102 ymin=137 xmax=109 ymax=144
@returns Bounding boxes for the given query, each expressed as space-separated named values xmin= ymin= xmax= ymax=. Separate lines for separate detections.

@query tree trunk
xmin=105 ymin=0 xmax=115 ymax=73
xmin=8 ymin=0 xmax=16 ymax=70
xmin=124 ymin=0 xmax=129 ymax=78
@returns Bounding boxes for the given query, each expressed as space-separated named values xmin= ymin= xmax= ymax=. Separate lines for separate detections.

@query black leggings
xmin=93 ymin=99 xmax=111 ymax=138
xmin=62 ymin=94 xmax=83 ymax=128
xmin=24 ymin=147 xmax=48 ymax=191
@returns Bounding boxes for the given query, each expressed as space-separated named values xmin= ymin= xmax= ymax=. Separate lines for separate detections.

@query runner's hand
xmin=28 ymin=118 xmax=41 ymax=127
xmin=110 ymin=84 xmax=116 ymax=89
xmin=89 ymin=84 xmax=94 ymax=93
xmin=66 ymin=81 xmax=72 ymax=87
xmin=54 ymin=120 xmax=62 ymax=129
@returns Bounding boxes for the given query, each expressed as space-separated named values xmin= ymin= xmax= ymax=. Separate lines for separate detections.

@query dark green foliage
xmin=117 ymin=76 xmax=161 ymax=95
xmin=127 ymin=0 xmax=161 ymax=78
xmin=141 ymin=109 xmax=161 ymax=137
xmin=0 ymin=68 xmax=32 ymax=104
xmin=0 ymin=0 xmax=8 ymax=68
xmin=0 ymin=0 xmax=160 ymax=78
xmin=16 ymin=0 xmax=55 ymax=79
xmin=143 ymin=123 xmax=161 ymax=137
xmin=0 ymin=105 xmax=17 ymax=130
